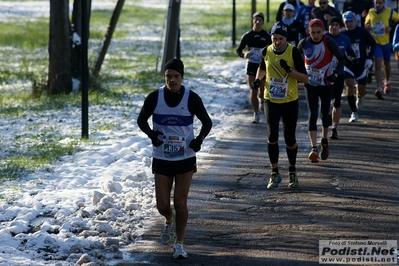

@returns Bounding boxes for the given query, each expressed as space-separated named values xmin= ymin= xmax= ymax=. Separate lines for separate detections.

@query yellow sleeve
xmin=393 ymin=10 xmax=399 ymax=22
xmin=365 ymin=9 xmax=372 ymax=25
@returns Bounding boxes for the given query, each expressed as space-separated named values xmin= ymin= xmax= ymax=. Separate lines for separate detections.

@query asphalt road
xmin=112 ymin=62 xmax=399 ymax=266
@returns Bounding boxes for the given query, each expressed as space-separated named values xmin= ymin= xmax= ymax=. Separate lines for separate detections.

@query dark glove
xmin=251 ymin=79 xmax=260 ymax=90
xmin=349 ymin=56 xmax=359 ymax=66
xmin=278 ymin=59 xmax=292 ymax=73
xmin=148 ymin=130 xmax=164 ymax=147
xmin=327 ymin=72 xmax=338 ymax=82
xmin=189 ymin=136 xmax=203 ymax=152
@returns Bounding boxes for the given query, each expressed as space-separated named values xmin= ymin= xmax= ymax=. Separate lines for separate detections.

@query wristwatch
xmin=287 ymin=67 xmax=293 ymax=73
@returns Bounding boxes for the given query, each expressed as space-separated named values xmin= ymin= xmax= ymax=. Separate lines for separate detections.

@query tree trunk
xmin=161 ymin=0 xmax=181 ymax=72
xmin=72 ymin=0 xmax=92 ymax=37
xmin=92 ymin=0 xmax=125 ymax=78
xmin=48 ymin=0 xmax=72 ymax=95
xmin=71 ymin=0 xmax=92 ymax=83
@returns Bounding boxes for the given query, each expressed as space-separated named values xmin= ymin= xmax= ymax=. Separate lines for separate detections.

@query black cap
xmin=164 ymin=58 xmax=184 ymax=77
xmin=328 ymin=16 xmax=341 ymax=27
xmin=253 ymin=12 xmax=265 ymax=21
xmin=271 ymin=21 xmax=288 ymax=38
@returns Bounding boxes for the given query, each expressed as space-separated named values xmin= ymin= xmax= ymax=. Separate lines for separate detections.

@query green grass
xmin=0 ymin=18 xmax=49 ymax=48
xmin=0 ymin=140 xmax=78 ymax=181
xmin=0 ymin=0 xmax=279 ymax=182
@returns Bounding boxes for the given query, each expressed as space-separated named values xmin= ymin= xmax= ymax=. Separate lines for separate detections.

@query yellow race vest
xmin=264 ymin=44 xmax=298 ymax=103
xmin=365 ymin=7 xmax=399 ymax=45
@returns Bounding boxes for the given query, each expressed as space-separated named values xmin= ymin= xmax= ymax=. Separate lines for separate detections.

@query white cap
xmin=283 ymin=4 xmax=295 ymax=11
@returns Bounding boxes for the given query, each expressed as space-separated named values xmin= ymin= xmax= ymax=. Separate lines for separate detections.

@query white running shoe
xmin=161 ymin=210 xmax=175 ymax=244
xmin=356 ymin=95 xmax=364 ymax=110
xmin=252 ymin=112 xmax=260 ymax=124
xmin=173 ymin=243 xmax=188 ymax=259
xmin=349 ymin=112 xmax=358 ymax=123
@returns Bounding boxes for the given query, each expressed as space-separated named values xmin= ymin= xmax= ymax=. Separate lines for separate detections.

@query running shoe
xmin=252 ymin=112 xmax=260 ymax=124
xmin=173 ymin=243 xmax=188 ymax=259
xmin=374 ymin=89 xmax=384 ymax=100
xmin=320 ymin=141 xmax=329 ymax=161
xmin=288 ymin=172 xmax=299 ymax=188
xmin=356 ymin=95 xmax=364 ymax=110
xmin=348 ymin=112 xmax=358 ymax=123
xmin=267 ymin=172 xmax=281 ymax=189
xmin=330 ymin=128 xmax=339 ymax=139
xmin=161 ymin=210 xmax=175 ymax=245
xmin=308 ymin=147 xmax=319 ymax=163
xmin=384 ymin=83 xmax=391 ymax=95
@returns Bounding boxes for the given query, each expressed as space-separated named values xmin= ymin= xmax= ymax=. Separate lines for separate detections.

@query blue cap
xmin=343 ymin=11 xmax=355 ymax=22
xmin=270 ymin=21 xmax=288 ymax=38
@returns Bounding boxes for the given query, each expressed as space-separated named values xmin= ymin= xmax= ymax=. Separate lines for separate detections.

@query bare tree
xmin=92 ymin=0 xmax=124 ymax=78
xmin=48 ymin=0 xmax=72 ymax=95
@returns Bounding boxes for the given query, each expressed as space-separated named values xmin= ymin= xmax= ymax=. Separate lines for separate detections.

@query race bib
xmin=373 ymin=22 xmax=385 ymax=36
xmin=308 ymin=68 xmax=325 ymax=86
xmin=332 ymin=56 xmax=338 ymax=71
xmin=163 ymin=135 xmax=186 ymax=158
xmin=269 ymin=78 xmax=288 ymax=99
xmin=249 ymin=47 xmax=262 ymax=63
xmin=351 ymin=43 xmax=360 ymax=59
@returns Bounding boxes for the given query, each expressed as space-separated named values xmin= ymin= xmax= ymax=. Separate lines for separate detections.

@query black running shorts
xmin=152 ymin=157 xmax=197 ymax=177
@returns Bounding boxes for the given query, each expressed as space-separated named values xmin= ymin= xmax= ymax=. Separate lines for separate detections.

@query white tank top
xmin=152 ymin=86 xmax=195 ymax=161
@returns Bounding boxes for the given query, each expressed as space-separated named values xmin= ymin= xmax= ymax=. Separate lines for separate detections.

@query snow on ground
xmin=0 ymin=0 xmax=254 ymax=264
xmin=0 ymin=1 xmax=127 ymax=21
xmin=0 ymin=59 xmax=249 ymax=265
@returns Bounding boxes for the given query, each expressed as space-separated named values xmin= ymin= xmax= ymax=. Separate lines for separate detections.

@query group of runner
xmin=236 ymin=0 xmax=398 ymax=189
xmin=135 ymin=0 xmax=399 ymax=259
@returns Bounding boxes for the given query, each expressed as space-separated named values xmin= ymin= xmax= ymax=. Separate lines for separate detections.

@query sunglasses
xmin=319 ymin=2 xmax=328 ymax=4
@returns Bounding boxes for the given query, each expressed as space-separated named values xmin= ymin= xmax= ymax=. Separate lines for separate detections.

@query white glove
xmin=364 ymin=59 xmax=373 ymax=69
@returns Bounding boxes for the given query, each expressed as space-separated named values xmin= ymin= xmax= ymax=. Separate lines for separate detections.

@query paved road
xmin=112 ymin=62 xmax=399 ymax=265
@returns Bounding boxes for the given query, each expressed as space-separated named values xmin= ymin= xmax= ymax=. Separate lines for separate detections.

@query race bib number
xmin=163 ymin=136 xmax=186 ymax=158
xmin=308 ymin=68 xmax=325 ymax=86
xmin=269 ymin=78 xmax=288 ymax=99
xmin=249 ymin=47 xmax=262 ymax=63
xmin=373 ymin=22 xmax=385 ymax=36
xmin=332 ymin=56 xmax=338 ymax=71
xmin=351 ymin=43 xmax=360 ymax=59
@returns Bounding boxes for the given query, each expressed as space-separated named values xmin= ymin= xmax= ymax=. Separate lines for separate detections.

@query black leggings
xmin=332 ymin=74 xmax=344 ymax=108
xmin=265 ymin=99 xmax=298 ymax=147
xmin=305 ymin=84 xmax=333 ymax=131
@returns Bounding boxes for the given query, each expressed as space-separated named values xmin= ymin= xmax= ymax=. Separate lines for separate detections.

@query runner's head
xmin=283 ymin=4 xmax=295 ymax=19
xmin=252 ymin=12 xmax=264 ymax=30
xmin=309 ymin=19 xmax=324 ymax=42
xmin=374 ymin=0 xmax=385 ymax=11
xmin=342 ymin=11 xmax=356 ymax=30
xmin=328 ymin=16 xmax=341 ymax=36
xmin=164 ymin=58 xmax=184 ymax=92
xmin=270 ymin=21 xmax=288 ymax=49
xmin=318 ymin=0 xmax=329 ymax=11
